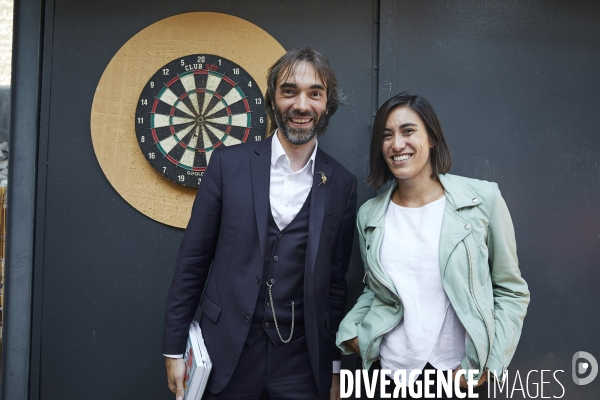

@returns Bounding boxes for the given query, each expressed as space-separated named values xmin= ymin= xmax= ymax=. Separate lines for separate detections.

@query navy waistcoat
xmin=246 ymin=192 xmax=312 ymax=347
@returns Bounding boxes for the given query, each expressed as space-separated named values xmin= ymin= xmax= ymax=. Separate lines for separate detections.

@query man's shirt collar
xmin=270 ymin=130 xmax=318 ymax=175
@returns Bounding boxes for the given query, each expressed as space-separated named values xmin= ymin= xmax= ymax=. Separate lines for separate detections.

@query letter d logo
xmin=572 ymin=351 xmax=598 ymax=385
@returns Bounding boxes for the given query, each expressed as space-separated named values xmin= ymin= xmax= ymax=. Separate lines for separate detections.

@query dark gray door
xmin=30 ymin=0 xmax=375 ymax=399
xmin=378 ymin=0 xmax=600 ymax=398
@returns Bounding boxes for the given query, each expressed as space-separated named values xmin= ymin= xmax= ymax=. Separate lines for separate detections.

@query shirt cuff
xmin=164 ymin=354 xmax=183 ymax=359
xmin=333 ymin=360 xmax=341 ymax=374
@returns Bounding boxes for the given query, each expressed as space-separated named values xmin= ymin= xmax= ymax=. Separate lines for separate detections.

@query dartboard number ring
xmin=135 ymin=54 xmax=266 ymax=188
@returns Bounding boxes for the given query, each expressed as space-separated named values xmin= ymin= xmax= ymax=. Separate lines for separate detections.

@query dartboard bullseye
xmin=135 ymin=54 xmax=266 ymax=188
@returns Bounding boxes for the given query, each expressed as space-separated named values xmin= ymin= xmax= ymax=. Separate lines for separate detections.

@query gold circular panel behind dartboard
xmin=91 ymin=12 xmax=285 ymax=228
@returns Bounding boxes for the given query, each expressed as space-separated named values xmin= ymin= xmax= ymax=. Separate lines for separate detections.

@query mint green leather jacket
xmin=336 ymin=174 xmax=530 ymax=381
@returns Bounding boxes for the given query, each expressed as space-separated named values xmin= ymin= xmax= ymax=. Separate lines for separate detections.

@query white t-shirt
xmin=378 ymin=196 xmax=466 ymax=384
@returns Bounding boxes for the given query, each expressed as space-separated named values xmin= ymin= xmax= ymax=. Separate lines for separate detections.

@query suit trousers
xmin=203 ymin=332 xmax=327 ymax=400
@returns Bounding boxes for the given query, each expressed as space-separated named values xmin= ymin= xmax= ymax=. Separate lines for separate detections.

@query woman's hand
xmin=451 ymin=367 xmax=488 ymax=388
xmin=344 ymin=337 xmax=361 ymax=354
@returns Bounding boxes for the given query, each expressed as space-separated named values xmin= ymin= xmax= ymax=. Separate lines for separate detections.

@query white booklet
xmin=183 ymin=321 xmax=212 ymax=400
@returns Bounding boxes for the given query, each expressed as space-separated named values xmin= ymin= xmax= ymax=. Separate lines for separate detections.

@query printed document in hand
xmin=183 ymin=320 xmax=212 ymax=400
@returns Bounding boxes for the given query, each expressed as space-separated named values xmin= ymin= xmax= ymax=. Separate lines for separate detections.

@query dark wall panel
xmin=36 ymin=1 xmax=374 ymax=398
xmin=380 ymin=0 xmax=600 ymax=397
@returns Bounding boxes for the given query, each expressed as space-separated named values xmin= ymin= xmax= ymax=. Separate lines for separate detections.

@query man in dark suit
xmin=163 ymin=48 xmax=357 ymax=400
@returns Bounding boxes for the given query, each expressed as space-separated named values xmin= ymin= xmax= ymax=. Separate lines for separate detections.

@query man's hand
xmin=451 ymin=367 xmax=488 ymax=388
xmin=344 ymin=337 xmax=360 ymax=354
xmin=165 ymin=357 xmax=186 ymax=400
xmin=330 ymin=374 xmax=341 ymax=400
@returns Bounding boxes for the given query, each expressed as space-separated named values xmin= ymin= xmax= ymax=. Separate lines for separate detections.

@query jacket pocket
xmin=201 ymin=294 xmax=222 ymax=323
xmin=322 ymin=213 xmax=342 ymax=227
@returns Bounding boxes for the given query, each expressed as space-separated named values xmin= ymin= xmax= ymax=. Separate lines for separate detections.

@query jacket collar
xmin=438 ymin=174 xmax=485 ymax=210
xmin=363 ymin=173 xmax=483 ymax=230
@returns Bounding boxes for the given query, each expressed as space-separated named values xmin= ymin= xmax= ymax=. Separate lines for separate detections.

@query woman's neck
xmin=392 ymin=176 xmax=445 ymax=208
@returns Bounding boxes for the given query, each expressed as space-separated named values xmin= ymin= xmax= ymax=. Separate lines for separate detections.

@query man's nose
xmin=293 ymin=93 xmax=310 ymax=112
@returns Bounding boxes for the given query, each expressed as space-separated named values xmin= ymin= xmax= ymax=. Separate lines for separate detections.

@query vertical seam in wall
xmin=379 ymin=0 xmax=398 ymax=105
xmin=30 ymin=0 xmax=54 ymax=398
xmin=369 ymin=0 xmax=381 ymax=200
xmin=375 ymin=0 xmax=398 ymax=196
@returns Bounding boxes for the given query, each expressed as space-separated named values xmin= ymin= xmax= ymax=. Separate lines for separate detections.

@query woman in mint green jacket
xmin=336 ymin=93 xmax=529 ymax=397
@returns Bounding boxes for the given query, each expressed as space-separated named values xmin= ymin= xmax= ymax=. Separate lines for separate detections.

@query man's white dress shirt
xmin=269 ymin=130 xmax=316 ymax=230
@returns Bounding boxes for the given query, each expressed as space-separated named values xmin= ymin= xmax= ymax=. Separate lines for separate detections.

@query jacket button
xmin=244 ymin=316 xmax=250 ymax=323
xmin=255 ymin=275 xmax=261 ymax=284
xmin=264 ymin=322 xmax=270 ymax=328
xmin=279 ymin=234 xmax=284 ymax=239
xmin=465 ymin=224 xmax=471 ymax=230
xmin=273 ymin=255 xmax=279 ymax=262
xmin=472 ymin=198 xmax=479 ymax=203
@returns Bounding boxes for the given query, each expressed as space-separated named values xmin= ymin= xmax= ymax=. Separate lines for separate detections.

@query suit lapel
xmin=305 ymin=149 xmax=332 ymax=276
xmin=250 ymin=136 xmax=273 ymax=260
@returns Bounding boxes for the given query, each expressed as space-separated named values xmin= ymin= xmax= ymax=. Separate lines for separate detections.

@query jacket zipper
xmin=362 ymin=269 xmax=403 ymax=367
xmin=463 ymin=238 xmax=491 ymax=368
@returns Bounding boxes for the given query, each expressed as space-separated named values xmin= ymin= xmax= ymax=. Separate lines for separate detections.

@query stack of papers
xmin=183 ymin=321 xmax=212 ymax=400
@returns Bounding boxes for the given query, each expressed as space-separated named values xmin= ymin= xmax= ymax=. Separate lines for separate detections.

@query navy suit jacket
xmin=163 ymin=135 xmax=357 ymax=395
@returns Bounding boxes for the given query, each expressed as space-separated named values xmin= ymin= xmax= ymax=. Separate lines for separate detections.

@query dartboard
xmin=135 ymin=54 xmax=266 ymax=188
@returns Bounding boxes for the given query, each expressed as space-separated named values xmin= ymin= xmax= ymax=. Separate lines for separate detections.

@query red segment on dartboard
xmin=166 ymin=76 xmax=179 ymax=87
xmin=223 ymin=76 xmax=236 ymax=86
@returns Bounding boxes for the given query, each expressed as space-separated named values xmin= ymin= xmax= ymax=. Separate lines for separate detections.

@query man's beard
xmin=274 ymin=107 xmax=328 ymax=145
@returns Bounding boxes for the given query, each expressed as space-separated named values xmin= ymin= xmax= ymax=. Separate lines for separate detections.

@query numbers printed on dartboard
xmin=135 ymin=54 xmax=267 ymax=188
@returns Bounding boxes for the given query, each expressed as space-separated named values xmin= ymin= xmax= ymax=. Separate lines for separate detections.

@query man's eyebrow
xmin=278 ymin=83 xmax=326 ymax=91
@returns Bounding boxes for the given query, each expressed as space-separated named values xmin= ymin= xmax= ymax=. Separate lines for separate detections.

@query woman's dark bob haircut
xmin=366 ymin=92 xmax=452 ymax=189
xmin=265 ymin=47 xmax=340 ymax=135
